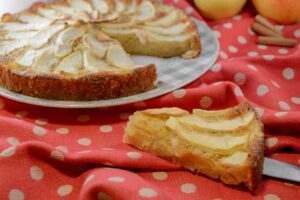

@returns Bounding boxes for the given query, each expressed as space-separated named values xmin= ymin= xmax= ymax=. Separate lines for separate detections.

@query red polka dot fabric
xmin=1 ymin=0 xmax=300 ymax=199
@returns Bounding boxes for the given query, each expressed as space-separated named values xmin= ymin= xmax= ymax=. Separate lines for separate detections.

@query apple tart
xmin=0 ymin=0 xmax=200 ymax=100
xmin=124 ymin=103 xmax=264 ymax=191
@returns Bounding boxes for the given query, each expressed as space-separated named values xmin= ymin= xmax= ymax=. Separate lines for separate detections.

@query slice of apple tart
xmin=0 ymin=0 xmax=200 ymax=100
xmin=124 ymin=103 xmax=264 ymax=191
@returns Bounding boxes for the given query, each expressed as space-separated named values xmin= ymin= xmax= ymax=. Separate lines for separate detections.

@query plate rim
xmin=0 ymin=19 xmax=220 ymax=108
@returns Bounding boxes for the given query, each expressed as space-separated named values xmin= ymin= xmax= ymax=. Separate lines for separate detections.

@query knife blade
xmin=263 ymin=157 xmax=300 ymax=183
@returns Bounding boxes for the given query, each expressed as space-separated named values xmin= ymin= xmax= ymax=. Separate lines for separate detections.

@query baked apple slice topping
xmin=37 ymin=7 xmax=68 ymax=20
xmin=54 ymin=51 xmax=83 ymax=74
xmin=136 ymin=1 xmax=155 ymax=21
xmin=106 ymin=44 xmax=136 ymax=70
xmin=0 ymin=0 xmax=199 ymax=76
xmin=17 ymin=12 xmax=52 ymax=24
xmin=55 ymin=26 xmax=86 ymax=58
xmin=91 ymin=0 xmax=110 ymax=14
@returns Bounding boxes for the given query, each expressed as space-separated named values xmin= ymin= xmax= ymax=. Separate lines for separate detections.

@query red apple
xmin=252 ymin=0 xmax=300 ymax=24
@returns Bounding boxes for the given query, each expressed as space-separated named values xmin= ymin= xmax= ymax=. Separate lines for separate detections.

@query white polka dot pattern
xmin=108 ymin=176 xmax=125 ymax=182
xmin=55 ymin=146 xmax=68 ymax=153
xmin=223 ymin=23 xmax=232 ymax=29
xmin=265 ymin=138 xmax=278 ymax=148
xmin=210 ymin=64 xmax=222 ymax=72
xmin=30 ymin=166 xmax=44 ymax=180
xmin=185 ymin=7 xmax=193 ymax=15
xmin=234 ymin=87 xmax=243 ymax=97
xmin=264 ymin=194 xmax=281 ymax=200
xmin=238 ymin=36 xmax=247 ymax=44
xmin=278 ymin=101 xmax=291 ymax=111
xmin=127 ymin=152 xmax=142 ymax=159
xmin=57 ymin=184 xmax=73 ymax=196
xmin=200 ymin=96 xmax=213 ymax=108
xmin=200 ymin=83 xmax=208 ymax=88
xmin=50 ymin=151 xmax=64 ymax=161
xmin=234 ymin=73 xmax=246 ymax=85
xmin=77 ymin=138 xmax=92 ymax=146
xmin=282 ymin=68 xmax=294 ymax=80
xmin=56 ymin=128 xmax=69 ymax=135
xmin=278 ymin=49 xmax=288 ymax=54
xmin=9 ymin=189 xmax=24 ymax=200
xmin=0 ymin=146 xmax=16 ymax=157
xmin=248 ymin=51 xmax=258 ymax=57
xmin=152 ymin=172 xmax=168 ymax=180
xmin=181 ymin=183 xmax=196 ymax=194
xmin=263 ymin=55 xmax=275 ymax=61
xmin=32 ymin=126 xmax=47 ymax=136
xmin=228 ymin=45 xmax=238 ymax=53
xmin=291 ymin=97 xmax=300 ymax=104
xmin=6 ymin=137 xmax=20 ymax=146
xmin=294 ymin=29 xmax=300 ymax=38
xmin=257 ymin=85 xmax=269 ymax=96
xmin=35 ymin=118 xmax=48 ymax=125
xmin=258 ymin=45 xmax=267 ymax=50
xmin=275 ymin=112 xmax=287 ymax=117
xmin=255 ymin=107 xmax=264 ymax=117
xmin=99 ymin=125 xmax=113 ymax=133
xmin=172 ymin=89 xmax=186 ymax=98
xmin=220 ymin=51 xmax=228 ymax=59
xmin=139 ymin=188 xmax=157 ymax=198
xmin=233 ymin=15 xmax=242 ymax=20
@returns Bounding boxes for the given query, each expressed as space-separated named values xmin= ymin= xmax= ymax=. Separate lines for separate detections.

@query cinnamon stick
xmin=258 ymin=36 xmax=297 ymax=47
xmin=255 ymin=15 xmax=282 ymax=35
xmin=252 ymin=22 xmax=282 ymax=37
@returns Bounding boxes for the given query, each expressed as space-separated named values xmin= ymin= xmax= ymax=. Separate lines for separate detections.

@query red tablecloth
xmin=1 ymin=0 xmax=300 ymax=199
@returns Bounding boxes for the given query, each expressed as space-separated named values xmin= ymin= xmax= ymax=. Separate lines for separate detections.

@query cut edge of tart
xmin=124 ymin=102 xmax=264 ymax=191
xmin=0 ymin=0 xmax=201 ymax=101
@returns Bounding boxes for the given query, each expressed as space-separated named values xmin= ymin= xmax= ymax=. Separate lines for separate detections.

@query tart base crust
xmin=0 ymin=63 xmax=157 ymax=101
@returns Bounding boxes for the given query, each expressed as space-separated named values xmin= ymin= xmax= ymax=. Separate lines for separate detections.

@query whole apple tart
xmin=0 ymin=0 xmax=201 ymax=101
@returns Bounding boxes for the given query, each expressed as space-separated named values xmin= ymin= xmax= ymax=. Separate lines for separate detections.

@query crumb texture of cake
xmin=0 ymin=0 xmax=200 ymax=100
xmin=124 ymin=102 xmax=264 ymax=191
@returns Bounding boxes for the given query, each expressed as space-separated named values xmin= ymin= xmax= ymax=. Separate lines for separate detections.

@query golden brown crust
xmin=246 ymin=134 xmax=264 ymax=192
xmin=245 ymin=102 xmax=264 ymax=192
xmin=0 ymin=63 xmax=156 ymax=100
xmin=182 ymin=19 xmax=201 ymax=59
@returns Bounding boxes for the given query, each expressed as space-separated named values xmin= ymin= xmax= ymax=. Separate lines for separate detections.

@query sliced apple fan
xmin=0 ymin=0 xmax=198 ymax=76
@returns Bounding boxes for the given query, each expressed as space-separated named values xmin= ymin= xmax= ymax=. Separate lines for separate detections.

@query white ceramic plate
xmin=0 ymin=19 xmax=219 ymax=108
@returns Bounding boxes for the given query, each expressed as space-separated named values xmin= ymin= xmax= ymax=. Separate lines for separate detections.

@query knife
xmin=263 ymin=157 xmax=300 ymax=183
